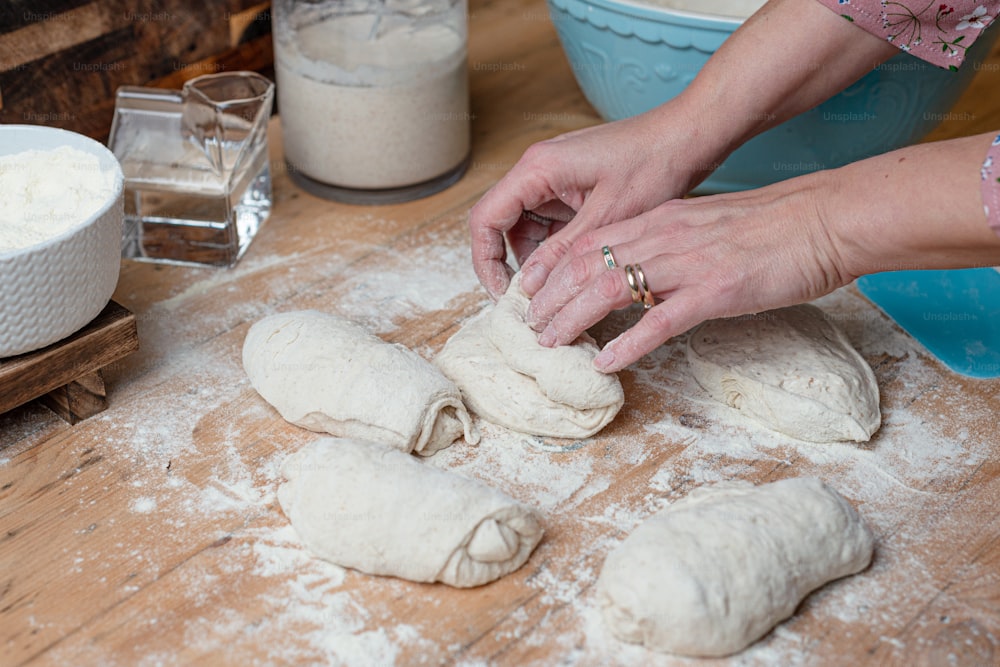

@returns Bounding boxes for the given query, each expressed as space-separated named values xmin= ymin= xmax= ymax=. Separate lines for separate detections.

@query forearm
xmin=822 ymin=132 xmax=1000 ymax=279
xmin=644 ymin=0 xmax=898 ymax=180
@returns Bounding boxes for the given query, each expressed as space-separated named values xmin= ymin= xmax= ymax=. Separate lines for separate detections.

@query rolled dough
xmin=279 ymin=437 xmax=544 ymax=587
xmin=686 ymin=304 xmax=881 ymax=442
xmin=596 ymin=477 xmax=874 ymax=657
xmin=243 ymin=310 xmax=478 ymax=455
xmin=435 ymin=273 xmax=624 ymax=438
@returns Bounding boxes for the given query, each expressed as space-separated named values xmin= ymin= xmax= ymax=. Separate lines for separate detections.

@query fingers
xmin=520 ymin=223 xmax=707 ymax=374
xmin=528 ymin=253 xmax=706 ymax=374
xmin=468 ymin=184 xmax=516 ymax=300
xmin=468 ymin=216 xmax=513 ymax=301
xmin=509 ymin=215 xmax=572 ymax=268
xmin=507 ymin=213 xmax=554 ymax=269
xmin=535 ymin=251 xmax=676 ymax=348
xmin=526 ymin=219 xmax=653 ymax=332
xmin=535 ymin=269 xmax=635 ymax=346
xmin=468 ymin=167 xmax=559 ymax=300
xmin=527 ymin=244 xmax=622 ymax=331
xmin=530 ymin=200 xmax=577 ymax=223
xmin=518 ymin=197 xmax=613 ymax=296
xmin=468 ymin=137 xmax=590 ymax=299
xmin=593 ymin=294 xmax=707 ymax=373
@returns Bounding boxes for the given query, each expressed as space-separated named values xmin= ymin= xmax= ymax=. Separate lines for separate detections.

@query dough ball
xmin=686 ymin=304 xmax=881 ymax=442
xmin=243 ymin=310 xmax=478 ymax=455
xmin=436 ymin=274 xmax=624 ymax=438
xmin=596 ymin=477 xmax=874 ymax=657
xmin=279 ymin=437 xmax=544 ymax=587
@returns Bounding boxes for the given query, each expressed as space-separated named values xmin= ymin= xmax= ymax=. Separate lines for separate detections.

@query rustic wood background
xmin=0 ymin=0 xmax=273 ymax=142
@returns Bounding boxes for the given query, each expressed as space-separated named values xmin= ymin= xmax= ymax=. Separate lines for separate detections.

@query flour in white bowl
xmin=0 ymin=145 xmax=117 ymax=253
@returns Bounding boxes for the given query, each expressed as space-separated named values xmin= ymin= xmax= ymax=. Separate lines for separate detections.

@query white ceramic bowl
xmin=0 ymin=125 xmax=125 ymax=358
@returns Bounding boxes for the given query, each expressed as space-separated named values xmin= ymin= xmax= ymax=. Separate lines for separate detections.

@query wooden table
xmin=3 ymin=2 xmax=999 ymax=665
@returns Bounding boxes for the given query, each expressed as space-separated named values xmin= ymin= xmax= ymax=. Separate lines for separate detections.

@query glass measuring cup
xmin=108 ymin=72 xmax=275 ymax=268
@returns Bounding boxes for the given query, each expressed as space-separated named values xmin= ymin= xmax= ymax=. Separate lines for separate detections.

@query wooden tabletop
xmin=3 ymin=2 xmax=1000 ymax=665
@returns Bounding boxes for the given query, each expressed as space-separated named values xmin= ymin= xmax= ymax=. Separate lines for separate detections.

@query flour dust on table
xmin=686 ymin=304 xmax=881 ymax=442
xmin=243 ymin=310 xmax=478 ymax=455
xmin=436 ymin=273 xmax=624 ymax=438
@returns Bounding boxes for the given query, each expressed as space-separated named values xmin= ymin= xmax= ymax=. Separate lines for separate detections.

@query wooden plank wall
xmin=0 ymin=0 xmax=273 ymax=142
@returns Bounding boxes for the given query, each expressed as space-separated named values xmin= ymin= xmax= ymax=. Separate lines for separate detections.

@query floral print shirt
xmin=815 ymin=0 xmax=997 ymax=68
xmin=815 ymin=0 xmax=1000 ymax=234
xmin=983 ymin=134 xmax=1000 ymax=235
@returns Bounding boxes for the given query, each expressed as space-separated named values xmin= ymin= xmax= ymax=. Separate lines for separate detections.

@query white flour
xmin=0 ymin=145 xmax=117 ymax=252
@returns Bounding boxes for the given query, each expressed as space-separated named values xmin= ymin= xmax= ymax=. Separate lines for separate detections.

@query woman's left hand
xmin=526 ymin=173 xmax=849 ymax=373
xmin=527 ymin=132 xmax=1000 ymax=374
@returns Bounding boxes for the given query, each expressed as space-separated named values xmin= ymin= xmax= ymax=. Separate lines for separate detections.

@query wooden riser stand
xmin=0 ymin=301 xmax=139 ymax=424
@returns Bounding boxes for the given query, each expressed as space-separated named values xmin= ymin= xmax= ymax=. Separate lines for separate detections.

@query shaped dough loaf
xmin=278 ymin=437 xmax=544 ymax=587
xmin=243 ymin=310 xmax=478 ymax=455
xmin=597 ymin=477 xmax=874 ymax=657
xmin=686 ymin=304 xmax=880 ymax=442
xmin=436 ymin=274 xmax=624 ymax=438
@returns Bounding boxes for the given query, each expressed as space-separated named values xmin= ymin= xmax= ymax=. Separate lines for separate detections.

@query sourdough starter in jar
xmin=274 ymin=2 xmax=470 ymax=202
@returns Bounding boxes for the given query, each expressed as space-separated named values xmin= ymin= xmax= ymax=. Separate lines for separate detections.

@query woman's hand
xmin=468 ymin=0 xmax=899 ymax=302
xmin=527 ymin=133 xmax=1000 ymax=373
xmin=526 ymin=172 xmax=846 ymax=373
xmin=467 ymin=105 xmax=715 ymax=301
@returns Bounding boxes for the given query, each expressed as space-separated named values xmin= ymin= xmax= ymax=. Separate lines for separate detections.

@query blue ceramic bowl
xmin=547 ymin=0 xmax=998 ymax=192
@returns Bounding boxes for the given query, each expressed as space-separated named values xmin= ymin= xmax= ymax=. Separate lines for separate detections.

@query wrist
xmin=817 ymin=134 xmax=1000 ymax=279
xmin=654 ymin=0 xmax=898 ymax=171
xmin=639 ymin=94 xmax=734 ymax=194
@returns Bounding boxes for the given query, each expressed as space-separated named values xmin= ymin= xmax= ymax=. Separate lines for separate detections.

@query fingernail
xmin=594 ymin=347 xmax=615 ymax=372
xmin=520 ymin=263 xmax=546 ymax=295
xmin=538 ymin=329 xmax=556 ymax=347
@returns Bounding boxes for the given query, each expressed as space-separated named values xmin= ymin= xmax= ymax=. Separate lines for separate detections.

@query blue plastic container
xmin=546 ymin=0 xmax=998 ymax=193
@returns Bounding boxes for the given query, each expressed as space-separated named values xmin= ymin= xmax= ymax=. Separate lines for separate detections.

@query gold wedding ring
xmin=634 ymin=263 xmax=655 ymax=309
xmin=602 ymin=245 xmax=617 ymax=270
xmin=625 ymin=264 xmax=642 ymax=304
xmin=624 ymin=264 xmax=655 ymax=309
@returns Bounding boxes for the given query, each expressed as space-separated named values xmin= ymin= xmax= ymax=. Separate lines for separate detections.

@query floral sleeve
xmin=983 ymin=135 xmax=1000 ymax=236
xmin=813 ymin=1 xmax=998 ymax=69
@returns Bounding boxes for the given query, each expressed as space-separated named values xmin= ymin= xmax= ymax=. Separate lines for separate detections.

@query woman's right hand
xmin=468 ymin=102 xmax=716 ymax=301
xmin=468 ymin=0 xmax=899 ymax=302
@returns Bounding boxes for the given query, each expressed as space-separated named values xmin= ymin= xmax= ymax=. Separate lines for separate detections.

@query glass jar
xmin=273 ymin=0 xmax=470 ymax=204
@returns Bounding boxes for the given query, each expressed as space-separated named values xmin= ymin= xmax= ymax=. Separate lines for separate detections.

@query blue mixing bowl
xmin=546 ymin=0 xmax=998 ymax=193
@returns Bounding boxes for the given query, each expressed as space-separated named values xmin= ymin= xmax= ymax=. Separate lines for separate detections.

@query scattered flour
xmin=0 ymin=221 xmax=486 ymax=665
xmin=3 ymin=216 xmax=997 ymax=666
xmin=334 ymin=243 xmax=483 ymax=338
xmin=0 ymin=145 xmax=117 ymax=252
xmin=430 ymin=422 xmax=601 ymax=512
xmin=130 ymin=497 xmax=157 ymax=514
